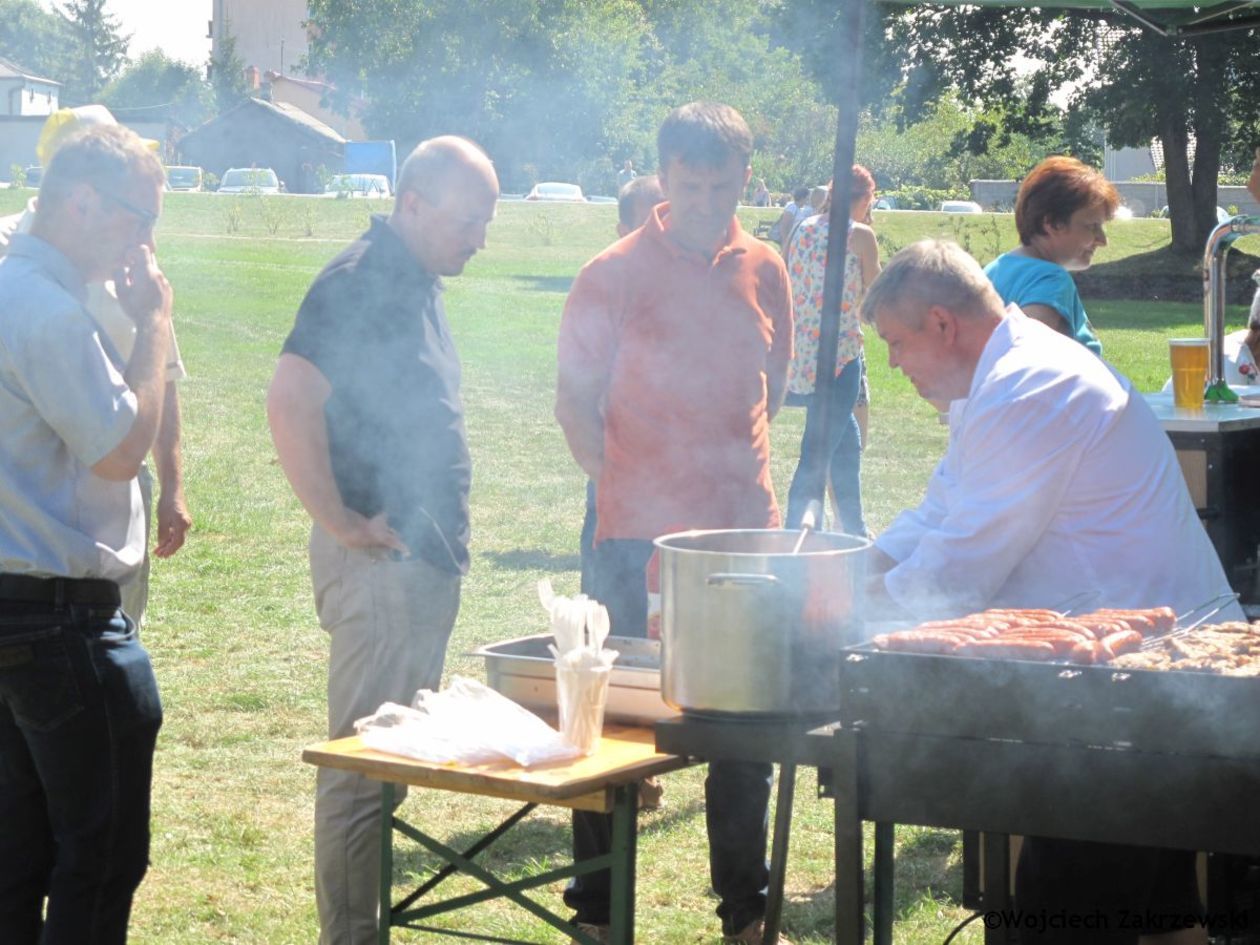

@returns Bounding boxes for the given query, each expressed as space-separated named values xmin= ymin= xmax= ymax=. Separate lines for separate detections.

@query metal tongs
xmin=1140 ymin=592 xmax=1241 ymax=651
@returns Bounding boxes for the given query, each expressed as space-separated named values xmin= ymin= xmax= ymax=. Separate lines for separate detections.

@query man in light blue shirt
xmin=0 ymin=124 xmax=172 ymax=945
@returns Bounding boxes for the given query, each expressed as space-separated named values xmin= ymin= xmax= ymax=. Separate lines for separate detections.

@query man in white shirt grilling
xmin=862 ymin=238 xmax=1239 ymax=945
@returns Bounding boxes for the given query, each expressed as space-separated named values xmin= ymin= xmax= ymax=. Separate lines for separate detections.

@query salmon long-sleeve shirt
xmin=555 ymin=205 xmax=793 ymax=543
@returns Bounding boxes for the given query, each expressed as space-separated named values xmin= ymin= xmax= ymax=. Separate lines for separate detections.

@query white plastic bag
xmin=354 ymin=676 xmax=581 ymax=768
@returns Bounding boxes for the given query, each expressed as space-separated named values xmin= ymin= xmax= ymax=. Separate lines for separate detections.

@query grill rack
xmin=839 ymin=641 xmax=1260 ymax=760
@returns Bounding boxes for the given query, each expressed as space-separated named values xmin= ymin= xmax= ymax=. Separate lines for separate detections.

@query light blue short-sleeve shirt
xmin=984 ymin=251 xmax=1103 ymax=357
xmin=0 ymin=233 xmax=144 ymax=579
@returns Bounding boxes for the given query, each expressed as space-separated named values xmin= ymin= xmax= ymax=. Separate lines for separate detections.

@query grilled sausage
xmin=1087 ymin=608 xmax=1173 ymax=635
xmin=992 ymin=633 xmax=1078 ymax=657
xmin=873 ymin=632 xmax=963 ymax=655
xmin=1100 ymin=629 xmax=1143 ymax=657
xmin=1002 ymin=622 xmax=1095 ymax=641
xmin=956 ymin=639 xmax=1057 ymax=661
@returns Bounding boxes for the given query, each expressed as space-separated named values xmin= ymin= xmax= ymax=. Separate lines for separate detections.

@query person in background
xmin=578 ymin=174 xmax=665 ymax=596
xmin=617 ymin=158 xmax=636 ymax=191
xmin=556 ymin=101 xmax=792 ymax=945
xmin=783 ymin=166 xmax=880 ymax=536
xmin=864 ymin=240 xmax=1240 ymax=945
xmin=267 ymin=136 xmax=499 ymax=945
xmin=0 ymin=124 xmax=171 ymax=945
xmin=779 ymin=184 xmax=828 ymax=260
xmin=983 ymin=155 xmax=1119 ymax=357
xmin=0 ymin=105 xmax=192 ymax=625
xmin=574 ymin=174 xmax=668 ymax=816
xmin=772 ymin=185 xmax=810 ymax=246
xmin=752 ymin=177 xmax=770 ymax=206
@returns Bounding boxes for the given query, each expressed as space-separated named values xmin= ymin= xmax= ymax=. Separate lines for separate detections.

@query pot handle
xmin=706 ymin=572 xmax=781 ymax=589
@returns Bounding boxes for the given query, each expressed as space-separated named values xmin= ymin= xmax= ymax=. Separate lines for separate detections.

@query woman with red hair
xmin=984 ymin=155 xmax=1120 ymax=356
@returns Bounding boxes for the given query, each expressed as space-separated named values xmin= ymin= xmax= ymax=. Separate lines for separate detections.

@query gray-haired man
xmin=0 ymin=123 xmax=171 ymax=945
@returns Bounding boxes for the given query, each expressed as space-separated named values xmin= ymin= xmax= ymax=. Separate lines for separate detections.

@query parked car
xmin=873 ymin=196 xmax=897 ymax=211
xmin=525 ymin=181 xmax=586 ymax=202
xmin=939 ymin=200 xmax=983 ymax=214
xmin=325 ymin=172 xmax=391 ymax=198
xmin=217 ymin=167 xmax=282 ymax=195
xmin=22 ymin=165 xmax=42 ymax=188
xmin=1156 ymin=205 xmax=1232 ymax=224
xmin=165 ymin=165 xmax=204 ymax=192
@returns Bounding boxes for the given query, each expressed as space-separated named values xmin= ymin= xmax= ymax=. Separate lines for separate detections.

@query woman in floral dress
xmin=784 ymin=165 xmax=880 ymax=535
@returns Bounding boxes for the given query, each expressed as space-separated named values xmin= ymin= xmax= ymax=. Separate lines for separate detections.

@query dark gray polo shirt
xmin=282 ymin=217 xmax=471 ymax=575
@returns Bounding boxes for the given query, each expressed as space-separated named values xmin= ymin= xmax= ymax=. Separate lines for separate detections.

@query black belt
xmin=0 ymin=574 xmax=121 ymax=606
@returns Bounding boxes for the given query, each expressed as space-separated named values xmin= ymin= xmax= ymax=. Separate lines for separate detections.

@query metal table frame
xmin=377 ymin=781 xmax=637 ymax=945
xmin=304 ymin=728 xmax=690 ymax=945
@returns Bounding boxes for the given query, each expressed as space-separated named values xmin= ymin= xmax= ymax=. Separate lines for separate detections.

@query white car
xmin=525 ymin=181 xmax=586 ymax=202
xmin=325 ymin=173 xmax=391 ymax=198
xmin=165 ymin=165 xmax=204 ymax=192
xmin=939 ymin=200 xmax=983 ymax=214
xmin=218 ymin=167 xmax=282 ymax=194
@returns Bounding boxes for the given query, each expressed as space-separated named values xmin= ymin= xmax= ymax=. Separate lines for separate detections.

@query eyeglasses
xmin=95 ymin=186 xmax=159 ymax=230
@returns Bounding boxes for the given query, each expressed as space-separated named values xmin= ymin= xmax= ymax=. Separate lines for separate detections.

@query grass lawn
xmin=1 ymin=188 xmax=1255 ymax=944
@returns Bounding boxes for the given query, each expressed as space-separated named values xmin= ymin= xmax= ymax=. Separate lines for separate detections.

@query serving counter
xmin=1146 ymin=391 xmax=1260 ymax=602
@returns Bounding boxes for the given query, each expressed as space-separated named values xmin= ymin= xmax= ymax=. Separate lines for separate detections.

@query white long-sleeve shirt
xmin=877 ymin=306 xmax=1243 ymax=622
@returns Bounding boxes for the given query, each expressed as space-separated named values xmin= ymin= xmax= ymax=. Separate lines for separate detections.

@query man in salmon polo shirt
xmin=555 ymin=101 xmax=793 ymax=945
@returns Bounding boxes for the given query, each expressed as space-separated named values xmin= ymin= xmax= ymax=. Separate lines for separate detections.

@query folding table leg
xmin=763 ymin=762 xmax=796 ymax=944
xmin=379 ymin=782 xmax=395 ymax=945
xmin=608 ymin=783 xmax=639 ymax=945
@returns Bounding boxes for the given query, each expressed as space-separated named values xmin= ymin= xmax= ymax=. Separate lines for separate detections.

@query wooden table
xmin=303 ymin=725 xmax=691 ymax=945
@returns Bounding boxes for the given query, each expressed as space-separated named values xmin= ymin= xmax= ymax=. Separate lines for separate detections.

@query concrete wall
xmin=969 ymin=179 xmax=1260 ymax=217
xmin=0 ymin=116 xmax=47 ymax=178
xmin=212 ymin=0 xmax=309 ymax=77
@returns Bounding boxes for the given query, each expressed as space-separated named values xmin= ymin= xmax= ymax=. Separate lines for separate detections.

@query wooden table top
xmin=302 ymin=723 xmax=691 ymax=813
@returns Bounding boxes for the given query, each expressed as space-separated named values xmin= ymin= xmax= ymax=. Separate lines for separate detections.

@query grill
xmin=838 ymin=643 xmax=1260 ymax=759
xmin=822 ymin=627 xmax=1260 ymax=945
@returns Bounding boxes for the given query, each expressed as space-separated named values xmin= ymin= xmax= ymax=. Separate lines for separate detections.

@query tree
xmin=306 ymin=0 xmax=657 ymax=191
xmin=56 ymin=0 xmax=130 ymax=104
xmin=0 ymin=0 xmax=73 ymax=85
xmin=208 ymin=31 xmax=250 ymax=114
xmin=881 ymin=6 xmax=1260 ymax=254
xmin=303 ymin=0 xmax=846 ymax=192
xmin=102 ymin=50 xmax=213 ymax=129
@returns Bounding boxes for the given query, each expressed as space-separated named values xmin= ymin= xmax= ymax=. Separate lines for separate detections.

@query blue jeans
xmin=786 ymin=357 xmax=866 ymax=536
xmin=565 ymin=540 xmax=773 ymax=935
xmin=0 ymin=600 xmax=162 ymax=945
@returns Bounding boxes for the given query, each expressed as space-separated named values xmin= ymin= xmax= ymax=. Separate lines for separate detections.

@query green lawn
xmin=1 ymin=189 xmax=1254 ymax=944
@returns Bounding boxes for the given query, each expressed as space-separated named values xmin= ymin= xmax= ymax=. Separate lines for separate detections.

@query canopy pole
xmin=793 ymin=0 xmax=868 ymax=531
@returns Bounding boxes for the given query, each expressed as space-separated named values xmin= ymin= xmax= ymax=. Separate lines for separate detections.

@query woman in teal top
xmin=983 ymin=155 xmax=1120 ymax=357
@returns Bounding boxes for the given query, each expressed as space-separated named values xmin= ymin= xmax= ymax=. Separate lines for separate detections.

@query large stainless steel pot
xmin=655 ymin=528 xmax=869 ymax=717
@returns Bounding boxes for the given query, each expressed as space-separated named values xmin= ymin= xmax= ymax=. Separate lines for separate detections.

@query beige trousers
xmin=309 ymin=524 xmax=460 ymax=945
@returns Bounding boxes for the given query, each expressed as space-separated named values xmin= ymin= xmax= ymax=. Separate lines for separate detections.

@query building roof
xmin=183 ymin=96 xmax=346 ymax=147
xmin=0 ymin=55 xmax=61 ymax=86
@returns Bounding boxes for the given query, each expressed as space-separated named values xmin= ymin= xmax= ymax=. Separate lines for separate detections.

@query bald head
xmin=390 ymin=135 xmax=499 ymax=276
xmin=397 ymin=136 xmax=497 ymax=203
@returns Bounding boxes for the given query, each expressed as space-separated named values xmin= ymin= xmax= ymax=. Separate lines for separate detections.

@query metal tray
xmin=839 ymin=645 xmax=1260 ymax=760
xmin=475 ymin=633 xmax=673 ymax=725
